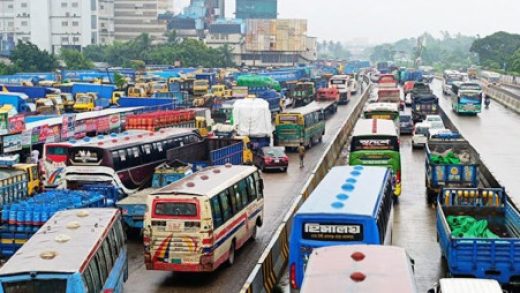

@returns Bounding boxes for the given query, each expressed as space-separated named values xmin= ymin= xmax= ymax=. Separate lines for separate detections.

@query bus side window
xmin=253 ymin=172 xmax=263 ymax=198
xmin=238 ymin=180 xmax=249 ymax=207
xmin=228 ymin=186 xmax=240 ymax=213
xmin=218 ymin=191 xmax=232 ymax=222
xmin=210 ymin=197 xmax=223 ymax=228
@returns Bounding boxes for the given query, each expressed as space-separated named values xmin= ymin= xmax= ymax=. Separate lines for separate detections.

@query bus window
xmin=154 ymin=202 xmax=197 ymax=217
xmin=232 ymin=184 xmax=244 ymax=211
xmin=218 ymin=191 xmax=233 ymax=221
xmin=253 ymin=172 xmax=263 ymax=198
xmin=211 ymin=196 xmax=224 ymax=228
xmin=246 ymin=176 xmax=257 ymax=202
xmin=238 ymin=180 xmax=249 ymax=207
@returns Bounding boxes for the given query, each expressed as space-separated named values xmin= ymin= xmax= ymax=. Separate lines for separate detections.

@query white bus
xmin=0 ymin=208 xmax=127 ymax=293
xmin=480 ymin=71 xmax=501 ymax=85
xmin=329 ymin=75 xmax=351 ymax=104
xmin=143 ymin=165 xmax=264 ymax=272
xmin=442 ymin=70 xmax=464 ymax=95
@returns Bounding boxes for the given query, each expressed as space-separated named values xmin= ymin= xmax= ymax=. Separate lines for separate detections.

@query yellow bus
xmin=143 ymin=165 xmax=264 ymax=272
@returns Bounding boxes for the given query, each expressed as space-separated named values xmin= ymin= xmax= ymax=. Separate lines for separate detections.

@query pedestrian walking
xmin=298 ymin=143 xmax=305 ymax=168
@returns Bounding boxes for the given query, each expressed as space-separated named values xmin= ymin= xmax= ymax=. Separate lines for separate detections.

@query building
xmin=114 ymin=0 xmax=167 ymax=42
xmin=0 ymin=0 xmax=115 ymax=54
xmin=205 ymin=19 xmax=244 ymax=64
xmin=168 ymin=0 xmax=225 ymax=39
xmin=236 ymin=0 xmax=277 ymax=19
xmin=158 ymin=0 xmax=174 ymax=13
xmin=240 ymin=19 xmax=316 ymax=67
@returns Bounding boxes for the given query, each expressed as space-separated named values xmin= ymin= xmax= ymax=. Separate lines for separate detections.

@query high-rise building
xmin=114 ymin=0 xmax=167 ymax=42
xmin=0 ymin=0 xmax=115 ymax=54
xmin=236 ymin=0 xmax=277 ymax=19
xmin=158 ymin=0 xmax=174 ymax=13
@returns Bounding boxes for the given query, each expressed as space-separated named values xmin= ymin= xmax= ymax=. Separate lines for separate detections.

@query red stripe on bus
xmin=372 ymin=119 xmax=377 ymax=134
xmin=214 ymin=214 xmax=247 ymax=241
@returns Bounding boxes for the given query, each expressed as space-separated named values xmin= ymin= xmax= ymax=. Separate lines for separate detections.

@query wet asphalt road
xmin=124 ymin=92 xmax=364 ymax=293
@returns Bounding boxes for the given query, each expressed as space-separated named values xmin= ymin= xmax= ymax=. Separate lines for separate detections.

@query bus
xmin=442 ymin=70 xmax=464 ymax=95
xmin=363 ymin=103 xmax=400 ymax=129
xmin=274 ymin=103 xmax=325 ymax=149
xmin=301 ymin=245 xmax=417 ymax=293
xmin=349 ymin=119 xmax=401 ymax=196
xmin=0 ymin=208 xmax=127 ymax=293
xmin=65 ymin=128 xmax=202 ymax=195
xmin=43 ymin=130 xmax=150 ymax=189
xmin=143 ymin=165 xmax=264 ymax=272
xmin=480 ymin=71 xmax=501 ymax=85
xmin=451 ymin=82 xmax=483 ymax=115
xmin=329 ymin=75 xmax=350 ymax=104
xmin=288 ymin=166 xmax=394 ymax=289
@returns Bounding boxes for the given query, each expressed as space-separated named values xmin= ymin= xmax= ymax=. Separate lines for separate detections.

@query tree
xmin=113 ymin=72 xmax=127 ymax=90
xmin=9 ymin=41 xmax=58 ymax=72
xmin=510 ymin=48 xmax=520 ymax=74
xmin=217 ymin=44 xmax=235 ymax=67
xmin=83 ymin=44 xmax=107 ymax=62
xmin=470 ymin=31 xmax=520 ymax=71
xmin=0 ymin=62 xmax=15 ymax=75
xmin=60 ymin=48 xmax=94 ymax=69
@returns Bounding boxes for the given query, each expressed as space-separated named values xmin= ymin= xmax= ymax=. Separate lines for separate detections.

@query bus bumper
xmin=147 ymin=261 xmax=213 ymax=272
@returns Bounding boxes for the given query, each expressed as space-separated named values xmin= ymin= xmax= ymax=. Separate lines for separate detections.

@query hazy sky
xmin=177 ymin=0 xmax=520 ymax=44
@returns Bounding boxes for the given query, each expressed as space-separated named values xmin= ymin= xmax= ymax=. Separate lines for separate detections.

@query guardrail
xmin=484 ymin=86 xmax=520 ymax=115
xmin=241 ymin=78 xmax=372 ymax=293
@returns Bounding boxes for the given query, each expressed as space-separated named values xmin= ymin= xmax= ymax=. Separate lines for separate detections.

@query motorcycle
xmin=484 ymin=97 xmax=491 ymax=108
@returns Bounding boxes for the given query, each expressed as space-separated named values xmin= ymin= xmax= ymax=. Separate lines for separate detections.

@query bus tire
xmin=227 ymin=241 xmax=236 ymax=266
xmin=256 ymin=217 xmax=263 ymax=227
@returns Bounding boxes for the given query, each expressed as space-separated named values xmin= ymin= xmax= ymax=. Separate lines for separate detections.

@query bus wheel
xmin=227 ymin=241 xmax=236 ymax=266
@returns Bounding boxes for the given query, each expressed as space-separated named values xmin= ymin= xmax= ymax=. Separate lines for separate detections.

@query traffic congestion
xmin=0 ymin=2 xmax=519 ymax=291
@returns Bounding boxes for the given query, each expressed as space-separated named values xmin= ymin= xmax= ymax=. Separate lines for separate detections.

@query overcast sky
xmin=177 ymin=0 xmax=520 ymax=44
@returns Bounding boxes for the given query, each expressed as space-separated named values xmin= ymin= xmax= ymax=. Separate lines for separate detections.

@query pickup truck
xmin=425 ymin=132 xmax=479 ymax=204
xmin=116 ymin=161 xmax=193 ymax=229
xmin=437 ymin=187 xmax=520 ymax=284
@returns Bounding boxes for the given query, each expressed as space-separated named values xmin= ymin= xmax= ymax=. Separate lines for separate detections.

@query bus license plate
xmin=166 ymin=222 xmax=181 ymax=232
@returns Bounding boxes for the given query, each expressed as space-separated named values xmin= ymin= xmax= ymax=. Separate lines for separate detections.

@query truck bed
xmin=442 ymin=206 xmax=515 ymax=238
xmin=116 ymin=188 xmax=154 ymax=206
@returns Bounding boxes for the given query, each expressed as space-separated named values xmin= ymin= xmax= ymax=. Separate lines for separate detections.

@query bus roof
xmin=47 ymin=130 xmax=151 ymax=148
xmin=364 ymin=103 xmax=399 ymax=113
xmin=301 ymin=245 xmax=416 ymax=293
xmin=295 ymin=166 xmax=390 ymax=218
xmin=154 ymin=165 xmax=258 ymax=197
xmin=282 ymin=102 xmax=324 ymax=116
xmin=78 ymin=127 xmax=197 ymax=150
xmin=0 ymin=208 xmax=119 ymax=275
xmin=352 ymin=119 xmax=397 ymax=137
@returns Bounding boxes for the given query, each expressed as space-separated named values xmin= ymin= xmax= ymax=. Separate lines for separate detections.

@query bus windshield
xmin=351 ymin=136 xmax=399 ymax=152
xmin=364 ymin=112 xmax=399 ymax=121
xmin=277 ymin=114 xmax=301 ymax=125
xmin=459 ymin=95 xmax=482 ymax=104
xmin=154 ymin=201 xmax=198 ymax=217
xmin=2 ymin=278 xmax=67 ymax=293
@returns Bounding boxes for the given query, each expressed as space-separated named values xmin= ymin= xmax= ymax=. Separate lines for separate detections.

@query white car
xmin=405 ymin=93 xmax=413 ymax=106
xmin=425 ymin=115 xmax=444 ymax=129
xmin=412 ymin=122 xmax=431 ymax=148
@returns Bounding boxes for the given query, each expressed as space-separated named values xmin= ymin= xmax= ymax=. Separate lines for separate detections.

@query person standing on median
xmin=298 ymin=142 xmax=305 ymax=168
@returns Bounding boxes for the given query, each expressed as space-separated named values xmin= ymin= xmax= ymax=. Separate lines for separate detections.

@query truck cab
xmin=35 ymin=98 xmax=60 ymax=115
xmin=73 ymin=92 xmax=98 ymax=112
xmin=13 ymin=163 xmax=40 ymax=196
xmin=60 ymin=93 xmax=75 ymax=112
xmin=45 ymin=94 xmax=65 ymax=113
xmin=193 ymin=79 xmax=210 ymax=96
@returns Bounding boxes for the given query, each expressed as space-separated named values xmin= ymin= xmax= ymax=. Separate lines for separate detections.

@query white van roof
xmin=438 ymin=278 xmax=502 ymax=293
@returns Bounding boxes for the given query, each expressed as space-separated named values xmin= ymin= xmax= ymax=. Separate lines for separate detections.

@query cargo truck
xmin=412 ymin=93 xmax=439 ymax=123
xmin=437 ymin=187 xmax=520 ymax=284
xmin=425 ymin=132 xmax=479 ymax=204
xmin=73 ymin=92 xmax=110 ymax=112
xmin=315 ymin=87 xmax=339 ymax=118
xmin=71 ymin=83 xmax=118 ymax=100
xmin=0 ymin=93 xmax=35 ymax=113
xmin=4 ymin=85 xmax=52 ymax=100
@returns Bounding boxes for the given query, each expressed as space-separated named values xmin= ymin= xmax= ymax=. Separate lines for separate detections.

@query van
xmin=412 ymin=122 xmax=430 ymax=148
xmin=428 ymin=278 xmax=503 ymax=293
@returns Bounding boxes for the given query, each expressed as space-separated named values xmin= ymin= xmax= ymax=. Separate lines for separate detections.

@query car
xmin=412 ymin=122 xmax=431 ymax=148
xmin=254 ymin=146 xmax=289 ymax=172
xmin=425 ymin=115 xmax=444 ymax=128
xmin=399 ymin=114 xmax=414 ymax=135
xmin=405 ymin=92 xmax=413 ymax=106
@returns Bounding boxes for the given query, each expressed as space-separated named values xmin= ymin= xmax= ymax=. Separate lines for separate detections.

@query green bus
xmin=349 ymin=119 xmax=401 ymax=197
xmin=274 ymin=103 xmax=325 ymax=149
xmin=451 ymin=82 xmax=483 ymax=115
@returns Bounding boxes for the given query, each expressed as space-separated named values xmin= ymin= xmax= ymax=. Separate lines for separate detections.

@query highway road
xmin=123 ymin=91 xmax=365 ymax=293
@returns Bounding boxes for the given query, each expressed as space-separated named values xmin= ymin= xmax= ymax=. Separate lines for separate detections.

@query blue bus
xmin=288 ymin=166 xmax=394 ymax=290
xmin=0 ymin=208 xmax=127 ymax=293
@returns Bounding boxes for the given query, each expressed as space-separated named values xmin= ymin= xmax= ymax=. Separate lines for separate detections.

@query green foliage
xmin=113 ymin=72 xmax=126 ymax=89
xmin=0 ymin=62 xmax=16 ymax=75
xmin=317 ymin=40 xmax=351 ymax=60
xmin=60 ymin=48 xmax=94 ymax=69
xmin=470 ymin=31 xmax=520 ymax=73
xmin=9 ymin=41 xmax=59 ymax=72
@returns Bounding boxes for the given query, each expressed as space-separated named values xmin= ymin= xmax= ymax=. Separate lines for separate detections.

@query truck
xmin=193 ymin=79 xmax=210 ymax=96
xmin=232 ymin=97 xmax=272 ymax=149
xmin=73 ymin=92 xmax=110 ymax=112
xmin=249 ymin=89 xmax=282 ymax=114
xmin=4 ymin=85 xmax=52 ymax=100
xmin=195 ymin=73 xmax=217 ymax=86
xmin=425 ymin=132 xmax=479 ymax=204
xmin=117 ymin=97 xmax=175 ymax=109
xmin=116 ymin=161 xmax=193 ymax=230
xmin=412 ymin=93 xmax=439 ymax=123
xmin=290 ymin=82 xmax=315 ymax=107
xmin=377 ymin=88 xmax=403 ymax=110
xmin=0 ymin=93 xmax=34 ymax=113
xmin=315 ymin=87 xmax=339 ymax=118
xmin=167 ymin=137 xmax=244 ymax=170
xmin=437 ymin=187 xmax=520 ymax=284
xmin=71 ymin=83 xmax=118 ymax=100
xmin=377 ymin=74 xmax=398 ymax=88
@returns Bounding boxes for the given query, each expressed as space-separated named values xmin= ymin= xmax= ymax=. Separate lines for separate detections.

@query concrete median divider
xmin=485 ymin=86 xmax=520 ymax=115
xmin=241 ymin=79 xmax=372 ymax=293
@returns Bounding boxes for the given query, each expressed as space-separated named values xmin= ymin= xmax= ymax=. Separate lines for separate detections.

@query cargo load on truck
xmin=232 ymin=98 xmax=272 ymax=137
xmin=437 ymin=187 xmax=520 ymax=284
xmin=425 ymin=132 xmax=479 ymax=203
